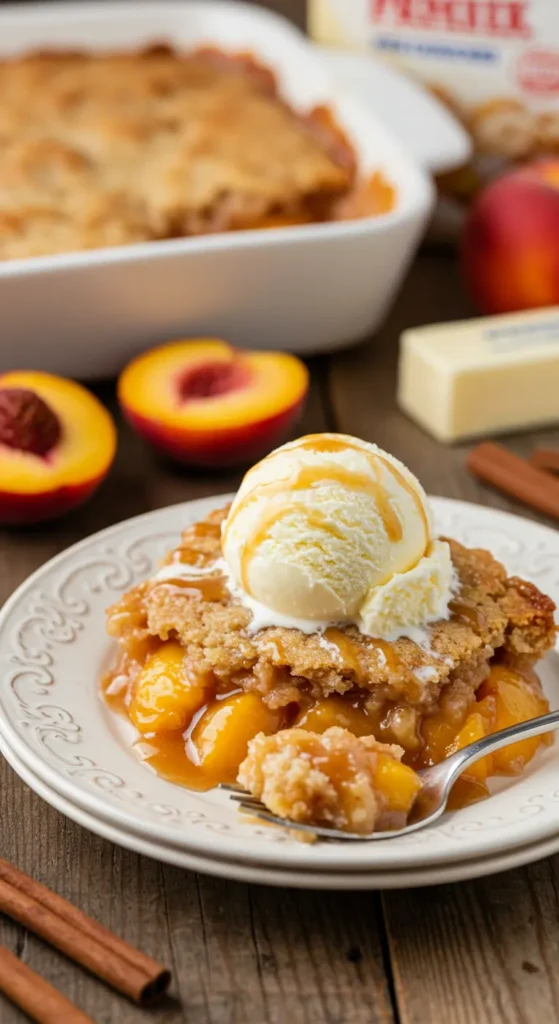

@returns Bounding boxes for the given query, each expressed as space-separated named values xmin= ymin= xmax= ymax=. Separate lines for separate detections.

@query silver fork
xmin=219 ymin=709 xmax=559 ymax=841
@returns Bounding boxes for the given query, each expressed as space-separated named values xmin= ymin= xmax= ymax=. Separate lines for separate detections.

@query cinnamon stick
xmin=0 ymin=859 xmax=170 ymax=1004
xmin=467 ymin=442 xmax=559 ymax=520
xmin=530 ymin=448 xmax=559 ymax=473
xmin=0 ymin=946 xmax=93 ymax=1024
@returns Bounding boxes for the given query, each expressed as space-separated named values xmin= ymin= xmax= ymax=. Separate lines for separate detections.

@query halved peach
xmin=118 ymin=339 xmax=308 ymax=468
xmin=0 ymin=371 xmax=116 ymax=524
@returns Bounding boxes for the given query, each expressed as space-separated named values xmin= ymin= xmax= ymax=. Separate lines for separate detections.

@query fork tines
xmin=217 ymin=784 xmax=268 ymax=811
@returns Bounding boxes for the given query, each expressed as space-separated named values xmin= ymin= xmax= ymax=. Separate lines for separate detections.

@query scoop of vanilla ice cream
xmin=222 ymin=434 xmax=453 ymax=636
xmin=357 ymin=539 xmax=454 ymax=641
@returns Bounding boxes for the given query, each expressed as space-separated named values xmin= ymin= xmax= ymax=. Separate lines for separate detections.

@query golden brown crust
xmin=501 ymin=576 xmax=558 ymax=658
xmin=106 ymin=505 xmax=557 ymax=713
xmin=0 ymin=45 xmax=355 ymax=260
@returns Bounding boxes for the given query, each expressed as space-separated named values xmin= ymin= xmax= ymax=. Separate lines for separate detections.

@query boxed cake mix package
xmin=309 ymin=1 xmax=559 ymax=224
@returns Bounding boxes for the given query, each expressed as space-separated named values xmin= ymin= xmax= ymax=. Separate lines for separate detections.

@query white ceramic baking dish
xmin=317 ymin=46 xmax=472 ymax=176
xmin=0 ymin=1 xmax=434 ymax=378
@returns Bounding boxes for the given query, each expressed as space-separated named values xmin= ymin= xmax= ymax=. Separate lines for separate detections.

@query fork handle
xmin=443 ymin=708 xmax=559 ymax=783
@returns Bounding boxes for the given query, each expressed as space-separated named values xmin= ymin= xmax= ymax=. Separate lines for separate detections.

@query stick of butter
xmin=398 ymin=307 xmax=559 ymax=443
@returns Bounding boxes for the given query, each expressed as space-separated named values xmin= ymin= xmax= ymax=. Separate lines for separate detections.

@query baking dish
xmin=0 ymin=1 xmax=434 ymax=378
xmin=317 ymin=46 xmax=472 ymax=176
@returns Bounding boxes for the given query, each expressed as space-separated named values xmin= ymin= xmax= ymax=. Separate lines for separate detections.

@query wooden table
xmin=2 ymin=4 xmax=559 ymax=1021
xmin=2 ymin=251 xmax=559 ymax=1024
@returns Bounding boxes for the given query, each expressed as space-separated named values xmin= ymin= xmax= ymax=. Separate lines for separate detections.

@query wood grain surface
xmin=2 ymin=2 xmax=559 ymax=1022
xmin=2 ymin=249 xmax=559 ymax=1024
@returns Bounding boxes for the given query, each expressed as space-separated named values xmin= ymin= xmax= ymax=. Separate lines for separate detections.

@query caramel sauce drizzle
xmin=238 ymin=489 xmax=360 ymax=592
xmin=448 ymin=599 xmax=488 ymax=632
xmin=323 ymin=627 xmax=363 ymax=676
xmin=151 ymin=574 xmax=228 ymax=602
xmin=172 ymin=520 xmax=222 ymax=565
xmin=324 ymin=627 xmax=401 ymax=680
xmin=298 ymin=436 xmax=429 ymax=543
xmin=224 ymin=434 xmax=430 ymax=596
xmin=150 ymin=552 xmax=228 ymax=603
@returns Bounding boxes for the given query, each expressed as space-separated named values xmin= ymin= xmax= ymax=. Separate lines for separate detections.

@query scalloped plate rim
xmin=2 ymin=726 xmax=559 ymax=889
xmin=0 ymin=495 xmax=558 ymax=873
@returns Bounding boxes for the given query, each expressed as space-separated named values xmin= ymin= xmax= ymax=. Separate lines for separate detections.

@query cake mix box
xmin=309 ymin=1 xmax=559 ymax=227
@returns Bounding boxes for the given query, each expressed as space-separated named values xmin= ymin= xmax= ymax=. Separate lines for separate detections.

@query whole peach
xmin=461 ymin=159 xmax=559 ymax=315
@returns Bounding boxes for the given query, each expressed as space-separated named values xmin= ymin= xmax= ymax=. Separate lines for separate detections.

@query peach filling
xmin=104 ymin=641 xmax=551 ymax=820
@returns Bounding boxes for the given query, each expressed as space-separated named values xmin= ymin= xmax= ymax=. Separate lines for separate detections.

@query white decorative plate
xmin=1 ymin=496 xmax=558 ymax=875
xmin=3 ymin=735 xmax=559 ymax=889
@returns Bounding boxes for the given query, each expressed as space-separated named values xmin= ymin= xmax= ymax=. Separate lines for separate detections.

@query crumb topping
xmin=107 ymin=505 xmax=557 ymax=714
xmin=0 ymin=46 xmax=353 ymax=260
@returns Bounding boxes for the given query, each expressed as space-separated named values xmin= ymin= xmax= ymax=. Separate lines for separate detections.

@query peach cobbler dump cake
xmin=0 ymin=45 xmax=394 ymax=261
xmin=104 ymin=435 xmax=557 ymax=835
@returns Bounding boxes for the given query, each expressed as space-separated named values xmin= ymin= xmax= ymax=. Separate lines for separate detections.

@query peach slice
xmin=420 ymin=705 xmax=464 ymax=768
xmin=0 ymin=371 xmax=116 ymax=523
xmin=118 ymin=339 xmax=308 ymax=468
xmin=130 ymin=641 xmax=214 ymax=734
xmin=478 ymin=664 xmax=551 ymax=774
xmin=191 ymin=692 xmax=284 ymax=783
xmin=295 ymin=697 xmax=375 ymax=737
xmin=372 ymin=754 xmax=422 ymax=815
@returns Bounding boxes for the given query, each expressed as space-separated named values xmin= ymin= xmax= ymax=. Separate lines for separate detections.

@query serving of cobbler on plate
xmin=104 ymin=434 xmax=557 ymax=837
